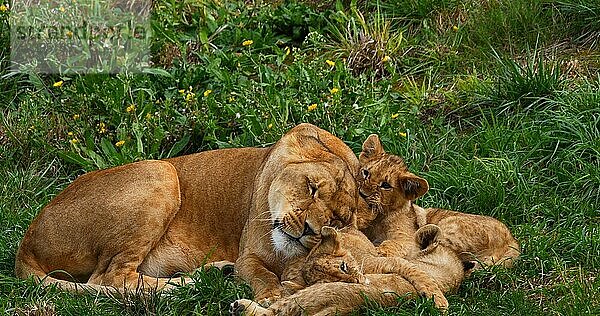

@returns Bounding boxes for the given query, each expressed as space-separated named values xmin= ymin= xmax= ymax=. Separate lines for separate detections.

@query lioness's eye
xmin=340 ymin=261 xmax=349 ymax=274
xmin=308 ymin=183 xmax=317 ymax=197
xmin=381 ymin=182 xmax=392 ymax=189
xmin=361 ymin=169 xmax=369 ymax=179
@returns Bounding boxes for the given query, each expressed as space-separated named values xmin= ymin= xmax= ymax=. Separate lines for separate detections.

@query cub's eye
xmin=381 ymin=182 xmax=392 ymax=189
xmin=361 ymin=169 xmax=370 ymax=179
xmin=339 ymin=261 xmax=349 ymax=274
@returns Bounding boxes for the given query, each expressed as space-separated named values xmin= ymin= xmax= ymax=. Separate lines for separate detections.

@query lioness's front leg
xmin=236 ymin=253 xmax=283 ymax=307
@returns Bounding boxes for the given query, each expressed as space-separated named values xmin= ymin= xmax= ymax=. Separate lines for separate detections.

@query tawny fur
xmin=414 ymin=205 xmax=520 ymax=268
xmin=356 ymin=134 xmax=430 ymax=258
xmin=356 ymin=134 xmax=520 ymax=268
xmin=232 ymin=224 xmax=468 ymax=316
xmin=14 ymin=124 xmax=363 ymax=300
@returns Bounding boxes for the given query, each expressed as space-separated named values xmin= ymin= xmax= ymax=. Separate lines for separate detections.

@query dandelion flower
xmin=382 ymin=55 xmax=391 ymax=63
xmin=53 ymin=80 xmax=63 ymax=87
xmin=267 ymin=123 xmax=273 ymax=129
xmin=185 ymin=92 xmax=195 ymax=102
xmin=452 ymin=25 xmax=459 ymax=32
xmin=126 ymin=104 xmax=136 ymax=113
xmin=0 ymin=4 xmax=8 ymax=12
xmin=72 ymin=114 xmax=80 ymax=120
xmin=326 ymin=60 xmax=335 ymax=67
xmin=115 ymin=140 xmax=125 ymax=147
xmin=67 ymin=131 xmax=73 ymax=136
xmin=66 ymin=30 xmax=73 ymax=38
xmin=399 ymin=132 xmax=407 ymax=137
xmin=59 ymin=6 xmax=65 ymax=12
xmin=242 ymin=40 xmax=254 ymax=46
xmin=98 ymin=122 xmax=106 ymax=134
xmin=146 ymin=113 xmax=152 ymax=120
xmin=178 ymin=89 xmax=185 ymax=94
xmin=69 ymin=139 xmax=79 ymax=144
xmin=330 ymin=88 xmax=339 ymax=94
xmin=307 ymin=103 xmax=317 ymax=112
xmin=391 ymin=113 xmax=399 ymax=119
xmin=203 ymin=89 xmax=212 ymax=97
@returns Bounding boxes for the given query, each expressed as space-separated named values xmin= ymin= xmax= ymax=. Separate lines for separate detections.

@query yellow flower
xmin=326 ymin=60 xmax=335 ymax=67
xmin=307 ymin=103 xmax=317 ymax=112
xmin=285 ymin=47 xmax=291 ymax=56
xmin=66 ymin=30 xmax=73 ymax=38
xmin=69 ymin=138 xmax=79 ymax=144
xmin=28 ymin=125 xmax=35 ymax=131
xmin=98 ymin=122 xmax=106 ymax=134
xmin=399 ymin=132 xmax=407 ymax=137
xmin=72 ymin=114 xmax=80 ymax=120
xmin=267 ymin=123 xmax=273 ymax=129
xmin=228 ymin=96 xmax=236 ymax=102
xmin=382 ymin=55 xmax=391 ymax=63
xmin=203 ymin=89 xmax=212 ymax=97
xmin=145 ymin=113 xmax=152 ymax=120
xmin=178 ymin=89 xmax=185 ymax=94
xmin=242 ymin=40 xmax=254 ymax=46
xmin=391 ymin=113 xmax=399 ymax=119
xmin=185 ymin=92 xmax=195 ymax=102
xmin=67 ymin=131 xmax=73 ymax=136
xmin=330 ymin=87 xmax=339 ymax=94
xmin=53 ymin=80 xmax=63 ymax=87
xmin=59 ymin=6 xmax=65 ymax=12
xmin=126 ymin=104 xmax=136 ymax=113
xmin=115 ymin=140 xmax=125 ymax=147
xmin=452 ymin=25 xmax=459 ymax=32
xmin=0 ymin=5 xmax=8 ymax=12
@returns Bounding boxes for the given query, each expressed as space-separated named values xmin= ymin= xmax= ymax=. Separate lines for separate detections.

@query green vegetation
xmin=1 ymin=0 xmax=599 ymax=314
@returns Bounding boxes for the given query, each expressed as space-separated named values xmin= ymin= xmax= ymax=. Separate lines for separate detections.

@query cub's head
xmin=301 ymin=226 xmax=366 ymax=285
xmin=268 ymin=161 xmax=356 ymax=258
xmin=358 ymin=134 xmax=429 ymax=214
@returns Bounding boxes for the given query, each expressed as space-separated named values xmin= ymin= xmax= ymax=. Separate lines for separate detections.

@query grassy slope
xmin=1 ymin=0 xmax=599 ymax=314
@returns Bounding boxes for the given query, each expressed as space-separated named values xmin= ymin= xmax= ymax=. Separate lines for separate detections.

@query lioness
xmin=15 ymin=123 xmax=361 ymax=300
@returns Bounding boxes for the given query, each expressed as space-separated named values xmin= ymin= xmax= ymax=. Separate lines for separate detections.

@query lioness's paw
xmin=257 ymin=294 xmax=280 ymax=308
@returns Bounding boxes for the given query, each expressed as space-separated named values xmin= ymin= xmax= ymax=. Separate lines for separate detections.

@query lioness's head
xmin=269 ymin=161 xmax=356 ymax=258
xmin=358 ymin=134 xmax=429 ymax=213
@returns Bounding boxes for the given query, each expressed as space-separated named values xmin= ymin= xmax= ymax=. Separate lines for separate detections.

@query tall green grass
xmin=1 ymin=0 xmax=599 ymax=314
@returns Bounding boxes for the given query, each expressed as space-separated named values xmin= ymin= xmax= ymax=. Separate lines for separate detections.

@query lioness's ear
xmin=399 ymin=173 xmax=429 ymax=200
xmin=360 ymin=134 xmax=384 ymax=161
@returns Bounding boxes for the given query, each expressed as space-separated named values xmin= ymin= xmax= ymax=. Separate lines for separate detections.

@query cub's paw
xmin=230 ymin=299 xmax=270 ymax=316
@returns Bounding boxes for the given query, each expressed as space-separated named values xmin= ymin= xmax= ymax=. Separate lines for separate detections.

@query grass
xmin=1 ymin=0 xmax=599 ymax=314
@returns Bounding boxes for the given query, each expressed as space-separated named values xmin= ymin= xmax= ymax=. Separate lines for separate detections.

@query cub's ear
xmin=399 ymin=173 xmax=429 ymax=200
xmin=359 ymin=134 xmax=384 ymax=161
xmin=415 ymin=224 xmax=441 ymax=252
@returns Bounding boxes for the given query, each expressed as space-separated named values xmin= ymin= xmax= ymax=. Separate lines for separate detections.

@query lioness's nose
xmin=303 ymin=222 xmax=316 ymax=236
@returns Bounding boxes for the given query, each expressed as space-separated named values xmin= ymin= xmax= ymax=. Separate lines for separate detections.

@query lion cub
xmin=231 ymin=225 xmax=469 ymax=316
xmin=357 ymin=134 xmax=520 ymax=267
